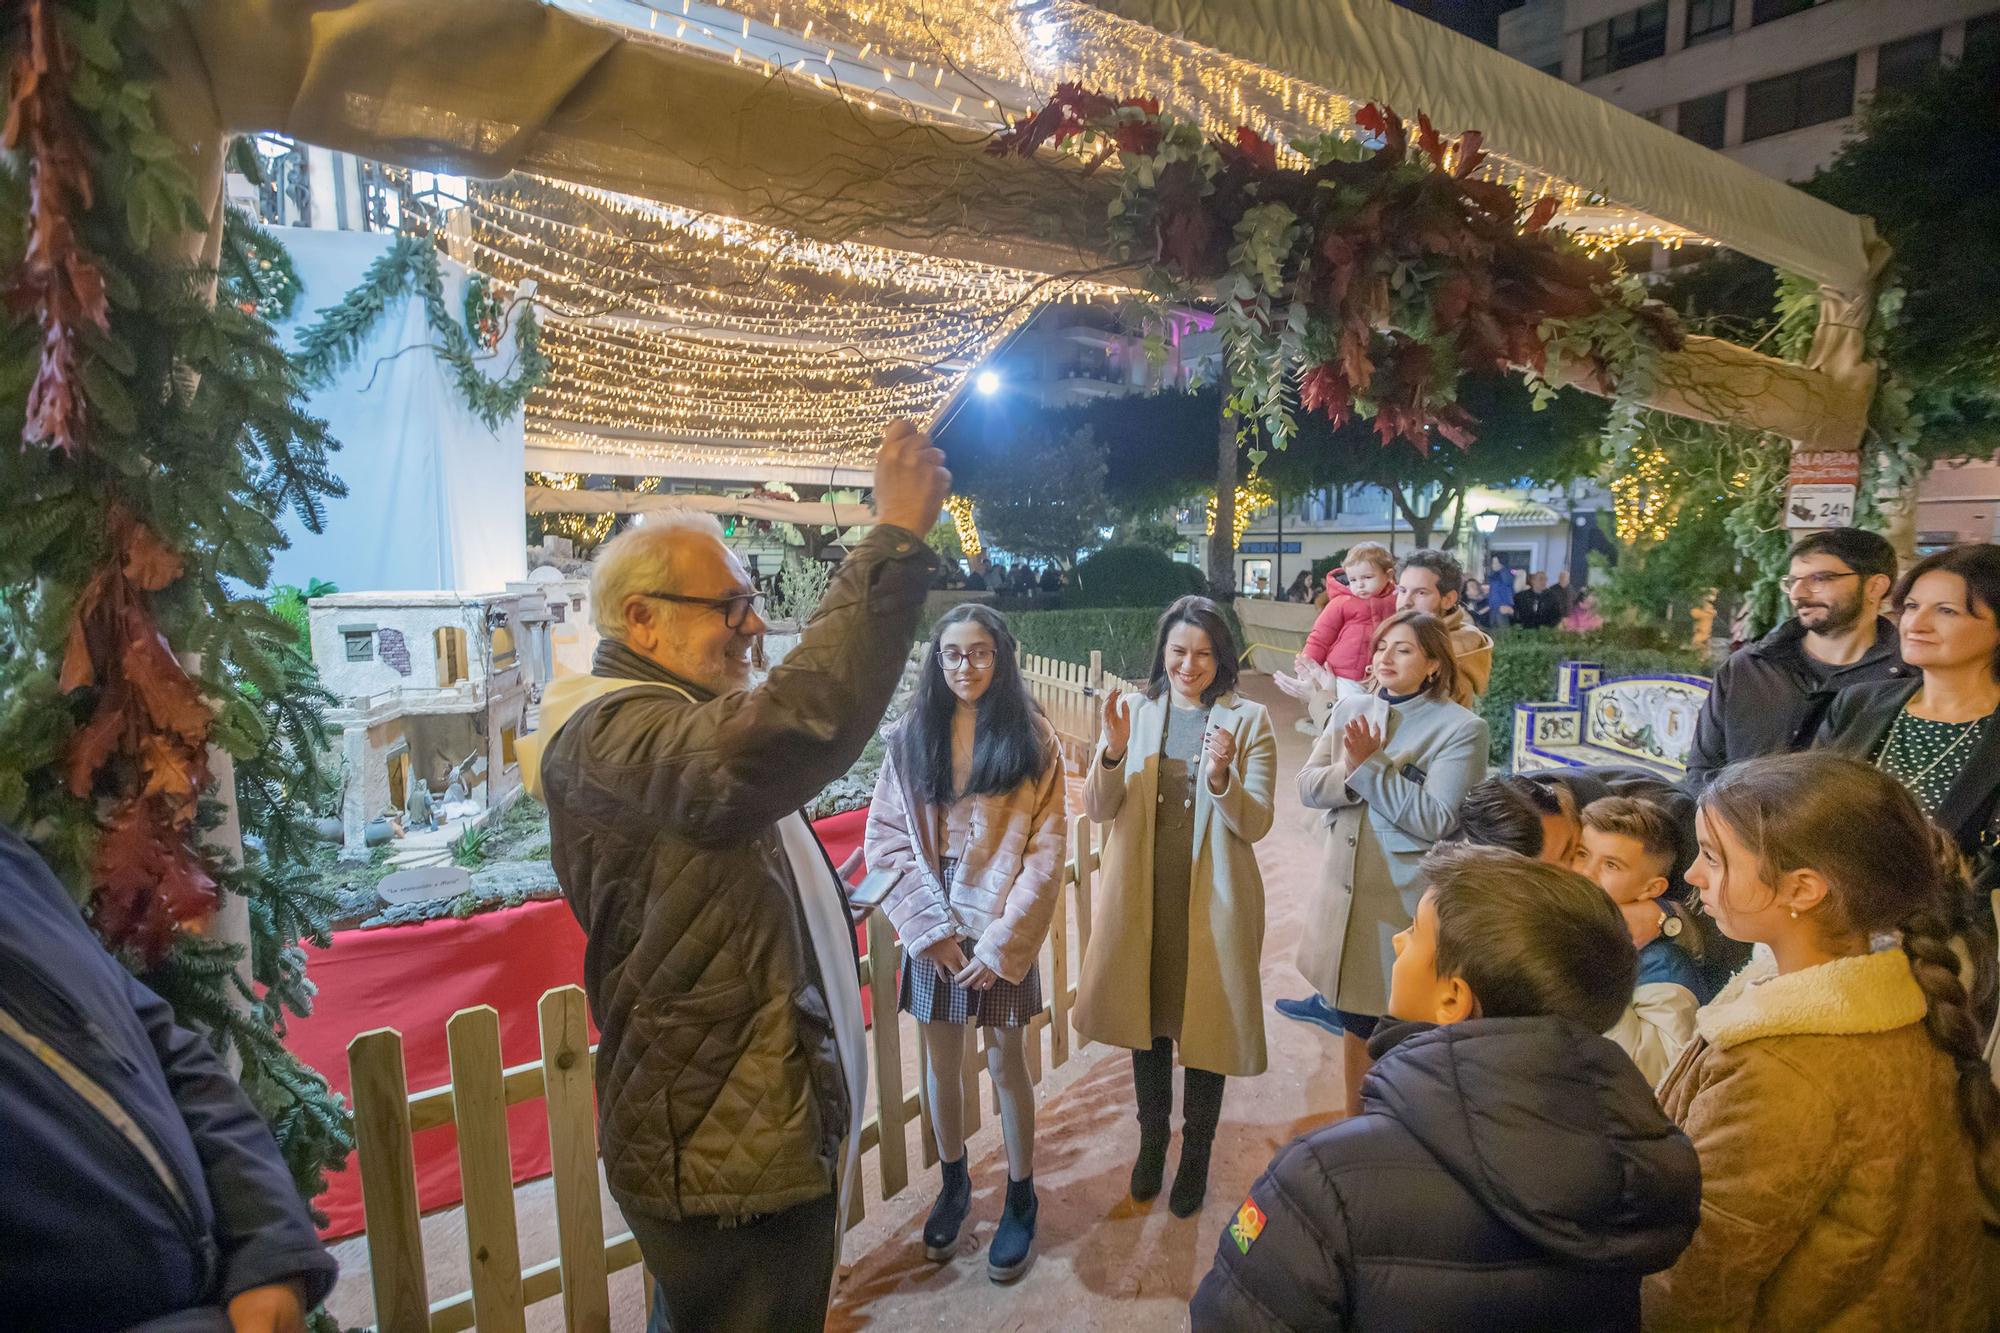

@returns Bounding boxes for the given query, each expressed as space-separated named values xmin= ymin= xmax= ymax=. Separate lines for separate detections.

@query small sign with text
xmin=1785 ymin=451 xmax=1860 ymax=530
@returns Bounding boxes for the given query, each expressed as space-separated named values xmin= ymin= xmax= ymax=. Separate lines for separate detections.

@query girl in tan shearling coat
xmin=1645 ymin=753 xmax=1999 ymax=1331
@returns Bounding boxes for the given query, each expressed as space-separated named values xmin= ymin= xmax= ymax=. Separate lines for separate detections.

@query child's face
xmin=1575 ymin=826 xmax=1671 ymax=906
xmin=1388 ymin=891 xmax=1475 ymax=1024
xmin=1345 ymin=561 xmax=1389 ymax=598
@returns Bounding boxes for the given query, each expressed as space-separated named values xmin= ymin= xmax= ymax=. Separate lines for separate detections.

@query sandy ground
xmin=324 ymin=676 xmax=1344 ymax=1330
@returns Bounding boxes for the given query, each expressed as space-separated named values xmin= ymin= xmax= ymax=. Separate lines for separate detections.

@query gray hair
xmin=588 ymin=509 xmax=726 ymax=639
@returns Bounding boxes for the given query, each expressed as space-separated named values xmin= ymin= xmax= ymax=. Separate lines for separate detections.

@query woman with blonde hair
xmin=1279 ymin=611 xmax=1489 ymax=1116
xmin=1078 ymin=596 xmax=1276 ymax=1217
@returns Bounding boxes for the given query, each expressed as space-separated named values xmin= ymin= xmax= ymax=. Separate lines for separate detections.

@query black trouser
xmin=629 ymin=1191 xmax=840 ymax=1333
xmin=1132 ymin=1037 xmax=1226 ymax=1143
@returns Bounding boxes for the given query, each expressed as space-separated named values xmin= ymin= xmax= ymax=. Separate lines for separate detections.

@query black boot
xmin=1168 ymin=1137 xmax=1213 ymax=1218
xmin=1130 ymin=1039 xmax=1174 ymax=1202
xmin=987 ymin=1175 xmax=1038 ymax=1283
xmin=923 ymin=1156 xmax=972 ymax=1261
xmin=1170 ymin=1068 xmax=1226 ymax=1218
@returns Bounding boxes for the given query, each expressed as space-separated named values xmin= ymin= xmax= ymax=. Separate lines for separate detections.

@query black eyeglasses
xmin=1778 ymin=571 xmax=1860 ymax=595
xmin=643 ymin=590 xmax=766 ymax=630
xmin=937 ymin=647 xmax=997 ymax=670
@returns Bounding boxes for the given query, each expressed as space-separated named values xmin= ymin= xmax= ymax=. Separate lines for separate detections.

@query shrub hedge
xmin=1479 ymin=628 xmax=1713 ymax=768
xmin=1066 ymin=544 xmax=1209 ymax=609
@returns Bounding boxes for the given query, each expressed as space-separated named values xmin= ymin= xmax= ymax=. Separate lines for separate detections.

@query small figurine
xmin=404 ymin=776 xmax=437 ymax=831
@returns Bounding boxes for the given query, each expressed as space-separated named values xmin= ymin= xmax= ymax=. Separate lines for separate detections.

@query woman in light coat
xmin=1284 ymin=611 xmax=1488 ymax=1116
xmin=867 ymin=604 xmax=1067 ymax=1282
xmin=1078 ymin=595 xmax=1277 ymax=1218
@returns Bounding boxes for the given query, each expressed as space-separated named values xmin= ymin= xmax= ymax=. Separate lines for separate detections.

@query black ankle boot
xmin=1130 ymin=1125 xmax=1170 ymax=1201
xmin=1169 ymin=1137 xmax=1213 ymax=1218
xmin=923 ymin=1156 xmax=972 ymax=1261
xmin=987 ymin=1175 xmax=1038 ymax=1283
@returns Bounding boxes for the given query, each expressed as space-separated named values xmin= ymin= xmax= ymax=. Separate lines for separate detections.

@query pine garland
xmin=294 ymin=233 xmax=549 ymax=431
xmin=222 ymin=205 xmax=303 ymax=322
xmin=1 ymin=0 xmax=354 ymax=1298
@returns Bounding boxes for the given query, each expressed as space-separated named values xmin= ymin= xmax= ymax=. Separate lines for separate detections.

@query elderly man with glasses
xmin=520 ymin=422 xmax=948 ymax=1333
xmin=1684 ymin=527 xmax=1910 ymax=793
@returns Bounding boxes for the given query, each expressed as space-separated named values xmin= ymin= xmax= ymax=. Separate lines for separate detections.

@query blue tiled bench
xmin=1511 ymin=660 xmax=1712 ymax=778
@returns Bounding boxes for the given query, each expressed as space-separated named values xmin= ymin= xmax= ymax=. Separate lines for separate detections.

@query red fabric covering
xmin=288 ymin=807 xmax=873 ymax=1240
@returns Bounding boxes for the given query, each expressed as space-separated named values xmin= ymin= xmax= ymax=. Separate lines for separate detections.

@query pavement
xmin=323 ymin=674 xmax=1345 ymax=1330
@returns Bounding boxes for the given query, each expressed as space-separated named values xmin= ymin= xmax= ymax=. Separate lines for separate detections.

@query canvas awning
xmin=154 ymin=0 xmax=1883 ymax=455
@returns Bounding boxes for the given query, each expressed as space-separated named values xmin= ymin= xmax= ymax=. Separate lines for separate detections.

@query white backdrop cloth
xmin=267 ymin=227 xmax=527 ymax=596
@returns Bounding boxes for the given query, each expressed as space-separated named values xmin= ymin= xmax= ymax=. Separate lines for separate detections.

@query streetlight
xmin=975 ymin=369 xmax=1001 ymax=396
xmin=1473 ymin=509 xmax=1501 ymax=576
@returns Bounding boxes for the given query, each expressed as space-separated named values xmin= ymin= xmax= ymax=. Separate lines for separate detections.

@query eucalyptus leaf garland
xmin=293 ymin=234 xmax=549 ymax=430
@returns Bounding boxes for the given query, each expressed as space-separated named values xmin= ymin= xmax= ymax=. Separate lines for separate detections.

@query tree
xmin=969 ymin=425 xmax=1109 ymax=567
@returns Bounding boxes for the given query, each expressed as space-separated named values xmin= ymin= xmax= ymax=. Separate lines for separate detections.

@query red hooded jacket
xmin=1303 ymin=581 xmax=1399 ymax=679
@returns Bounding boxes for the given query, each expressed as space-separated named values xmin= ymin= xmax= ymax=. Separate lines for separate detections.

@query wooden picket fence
xmin=345 ymin=657 xmax=1125 ymax=1332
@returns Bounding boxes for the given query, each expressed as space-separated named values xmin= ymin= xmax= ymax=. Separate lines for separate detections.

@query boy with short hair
xmin=1576 ymin=796 xmax=1705 ymax=1083
xmin=1191 ymin=846 xmax=1700 ymax=1331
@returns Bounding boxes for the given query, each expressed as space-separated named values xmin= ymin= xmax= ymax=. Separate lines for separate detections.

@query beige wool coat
xmin=1075 ymin=691 xmax=1277 ymax=1077
xmin=1643 ymin=947 xmax=1993 ymax=1332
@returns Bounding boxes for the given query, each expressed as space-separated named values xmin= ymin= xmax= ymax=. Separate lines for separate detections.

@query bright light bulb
xmin=975 ymin=370 xmax=1001 ymax=396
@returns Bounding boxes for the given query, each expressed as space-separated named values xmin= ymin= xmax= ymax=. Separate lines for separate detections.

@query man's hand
xmin=1621 ymin=900 xmax=1666 ymax=950
xmin=228 ymin=1281 xmax=308 ymax=1333
xmin=873 ymin=419 xmax=951 ymax=536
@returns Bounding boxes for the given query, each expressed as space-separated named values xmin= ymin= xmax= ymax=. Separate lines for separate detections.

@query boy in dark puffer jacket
xmin=1192 ymin=845 xmax=1700 ymax=1332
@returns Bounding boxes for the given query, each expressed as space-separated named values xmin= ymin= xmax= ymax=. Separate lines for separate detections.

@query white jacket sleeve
xmin=1605 ymin=982 xmax=1699 ymax=1087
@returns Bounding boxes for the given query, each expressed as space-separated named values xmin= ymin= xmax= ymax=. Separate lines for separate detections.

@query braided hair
xmin=1701 ymin=752 xmax=2000 ymax=1192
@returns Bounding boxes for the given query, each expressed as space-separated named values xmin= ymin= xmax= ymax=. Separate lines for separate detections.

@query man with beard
xmin=1684 ymin=528 xmax=1908 ymax=793
xmin=520 ymin=422 xmax=948 ymax=1332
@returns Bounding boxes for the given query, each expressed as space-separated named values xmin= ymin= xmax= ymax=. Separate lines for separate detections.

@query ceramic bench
xmin=1511 ymin=660 xmax=1712 ymax=778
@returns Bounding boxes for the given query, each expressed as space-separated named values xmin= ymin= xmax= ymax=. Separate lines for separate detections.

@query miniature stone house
xmin=309 ymin=590 xmax=557 ymax=859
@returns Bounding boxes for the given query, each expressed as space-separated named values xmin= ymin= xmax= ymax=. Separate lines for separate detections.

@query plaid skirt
xmin=897 ymin=858 xmax=1044 ymax=1028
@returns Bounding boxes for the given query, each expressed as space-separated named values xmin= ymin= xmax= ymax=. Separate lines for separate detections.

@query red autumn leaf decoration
xmin=992 ymin=85 xmax=1683 ymax=452
xmin=3 ymin=0 xmax=110 ymax=457
xmin=59 ymin=510 xmax=218 ymax=961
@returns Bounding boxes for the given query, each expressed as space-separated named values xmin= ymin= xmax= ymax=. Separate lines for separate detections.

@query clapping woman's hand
xmin=1101 ymin=686 xmax=1131 ymax=760
xmin=1203 ymin=723 xmax=1237 ymax=792
xmin=1341 ymin=716 xmax=1384 ymax=771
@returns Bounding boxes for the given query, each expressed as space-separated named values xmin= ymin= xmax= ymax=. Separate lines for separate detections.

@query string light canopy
xmin=462 ymin=173 xmax=1127 ymax=470
xmin=556 ymin=0 xmax=1714 ymax=254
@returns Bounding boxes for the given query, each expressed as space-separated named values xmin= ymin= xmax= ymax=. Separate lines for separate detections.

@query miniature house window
xmin=435 ymin=626 xmax=469 ymax=686
xmin=501 ymin=726 xmax=519 ymax=768
xmin=491 ymin=625 xmax=517 ymax=671
xmin=549 ymin=602 xmax=566 ymax=624
xmin=341 ymin=627 xmax=376 ymax=662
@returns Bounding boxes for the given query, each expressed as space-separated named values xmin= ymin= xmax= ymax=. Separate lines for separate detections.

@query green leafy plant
xmin=450 ymin=822 xmax=488 ymax=868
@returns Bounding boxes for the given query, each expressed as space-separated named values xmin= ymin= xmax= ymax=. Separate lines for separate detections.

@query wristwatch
xmin=1659 ymin=905 xmax=1684 ymax=940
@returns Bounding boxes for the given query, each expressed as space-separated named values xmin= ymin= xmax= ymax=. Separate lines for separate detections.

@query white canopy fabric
xmin=1090 ymin=0 xmax=1879 ymax=301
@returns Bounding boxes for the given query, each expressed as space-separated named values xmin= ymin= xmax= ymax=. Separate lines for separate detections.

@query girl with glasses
xmin=864 ymin=604 xmax=1067 ymax=1282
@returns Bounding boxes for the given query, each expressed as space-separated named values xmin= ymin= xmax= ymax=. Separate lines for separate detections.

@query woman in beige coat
xmin=1644 ymin=752 xmax=1999 ymax=1331
xmin=1078 ymin=596 xmax=1276 ymax=1218
xmin=866 ymin=605 xmax=1067 ymax=1282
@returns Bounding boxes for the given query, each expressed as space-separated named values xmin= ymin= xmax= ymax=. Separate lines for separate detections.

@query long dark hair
xmin=1894 ymin=543 xmax=2000 ymax=679
xmin=1145 ymin=594 xmax=1240 ymax=706
xmin=1700 ymin=752 xmax=2000 ymax=1183
xmin=895 ymin=604 xmax=1051 ymax=806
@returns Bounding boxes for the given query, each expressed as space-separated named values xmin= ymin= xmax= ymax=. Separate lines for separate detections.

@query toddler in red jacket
xmin=1277 ymin=542 xmax=1397 ymax=729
